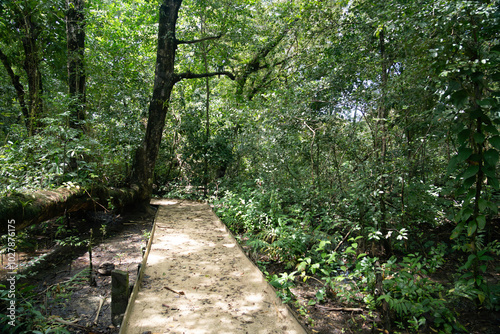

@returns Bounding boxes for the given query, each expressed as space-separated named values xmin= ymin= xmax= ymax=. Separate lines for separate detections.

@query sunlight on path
xmin=121 ymin=200 xmax=307 ymax=334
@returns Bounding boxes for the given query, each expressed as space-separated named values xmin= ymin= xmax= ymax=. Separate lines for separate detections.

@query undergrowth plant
xmin=296 ymin=235 xmax=465 ymax=333
xmin=0 ymin=274 xmax=71 ymax=334
xmin=211 ymin=175 xmax=495 ymax=333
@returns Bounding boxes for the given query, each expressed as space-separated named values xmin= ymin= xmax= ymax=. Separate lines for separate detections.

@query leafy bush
xmin=0 ymin=276 xmax=70 ymax=334
xmin=378 ymin=255 xmax=458 ymax=332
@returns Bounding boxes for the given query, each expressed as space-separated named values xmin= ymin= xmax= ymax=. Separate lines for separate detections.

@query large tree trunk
xmin=66 ymin=0 xmax=86 ymax=131
xmin=19 ymin=7 xmax=44 ymax=136
xmin=130 ymin=0 xmax=235 ymax=206
xmin=131 ymin=0 xmax=182 ymax=207
xmin=0 ymin=186 xmax=139 ymax=235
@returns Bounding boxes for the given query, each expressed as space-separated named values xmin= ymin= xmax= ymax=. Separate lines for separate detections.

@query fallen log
xmin=0 ymin=184 xmax=140 ymax=234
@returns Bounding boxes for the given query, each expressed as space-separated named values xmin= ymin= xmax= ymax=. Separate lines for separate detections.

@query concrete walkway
xmin=120 ymin=199 xmax=307 ymax=334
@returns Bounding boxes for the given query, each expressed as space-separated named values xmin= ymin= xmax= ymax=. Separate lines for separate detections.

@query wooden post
xmin=111 ymin=270 xmax=129 ymax=326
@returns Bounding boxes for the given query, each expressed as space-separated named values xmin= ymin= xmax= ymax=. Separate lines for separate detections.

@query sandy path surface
xmin=121 ymin=199 xmax=307 ymax=334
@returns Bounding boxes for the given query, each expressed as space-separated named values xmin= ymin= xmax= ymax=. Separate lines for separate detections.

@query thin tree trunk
xmin=201 ymin=16 xmax=211 ymax=197
xmin=203 ymin=73 xmax=210 ymax=196
xmin=374 ymin=28 xmax=392 ymax=258
xmin=66 ymin=0 xmax=86 ymax=131
xmin=468 ymin=17 xmax=486 ymax=280
xmin=0 ymin=48 xmax=29 ymax=124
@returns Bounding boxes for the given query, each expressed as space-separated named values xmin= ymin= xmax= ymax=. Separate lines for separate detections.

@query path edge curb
xmin=207 ymin=202 xmax=311 ymax=334
xmin=118 ymin=205 xmax=159 ymax=334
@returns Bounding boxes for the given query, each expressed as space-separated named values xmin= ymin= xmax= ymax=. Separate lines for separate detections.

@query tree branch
xmin=237 ymin=19 xmax=297 ymax=97
xmin=315 ymin=305 xmax=364 ymax=313
xmin=176 ymin=35 xmax=222 ymax=45
xmin=175 ymin=70 xmax=235 ymax=82
xmin=0 ymin=48 xmax=29 ymax=122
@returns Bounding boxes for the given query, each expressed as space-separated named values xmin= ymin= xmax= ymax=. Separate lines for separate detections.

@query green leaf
xmin=488 ymin=176 xmax=499 ymax=189
xmin=451 ymin=90 xmax=469 ymax=109
xmin=492 ymin=72 xmax=500 ymax=81
xmin=451 ymin=222 xmax=465 ymax=239
xmin=316 ymin=289 xmax=326 ymax=301
xmin=484 ymin=124 xmax=499 ymax=135
xmin=447 ymin=80 xmax=461 ymax=94
xmin=470 ymin=108 xmax=484 ymax=120
xmin=462 ymin=165 xmax=479 ymax=179
xmin=473 ymin=132 xmax=486 ymax=144
xmin=465 ymin=190 xmax=477 ymax=204
xmin=487 ymin=201 xmax=498 ymax=214
xmin=478 ymin=292 xmax=486 ymax=304
xmin=447 ymin=155 xmax=459 ymax=174
xmin=478 ymin=199 xmax=488 ymax=211
xmin=468 ymin=154 xmax=481 ymax=164
xmin=490 ymin=136 xmax=500 ymax=150
xmin=459 ymin=207 xmax=474 ymax=222
xmin=458 ymin=129 xmax=471 ymax=145
xmin=471 ymin=73 xmax=484 ymax=84
xmin=296 ymin=262 xmax=307 ymax=272
xmin=477 ymin=215 xmax=486 ymax=230
xmin=467 ymin=220 xmax=477 ymax=236
xmin=478 ymin=255 xmax=493 ymax=262
xmin=464 ymin=254 xmax=477 ymax=269
xmin=477 ymin=98 xmax=495 ymax=107
xmin=461 ymin=176 xmax=476 ymax=191
xmin=457 ymin=147 xmax=473 ymax=162
xmin=317 ymin=240 xmax=331 ymax=251
xmin=484 ymin=149 xmax=499 ymax=167
xmin=484 ymin=166 xmax=497 ymax=179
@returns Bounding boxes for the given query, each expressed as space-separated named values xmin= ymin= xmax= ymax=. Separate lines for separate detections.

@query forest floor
xmin=8 ymin=209 xmax=156 ymax=333
xmin=5 ymin=201 xmax=499 ymax=334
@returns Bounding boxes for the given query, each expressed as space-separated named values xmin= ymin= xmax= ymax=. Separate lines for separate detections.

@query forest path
xmin=121 ymin=199 xmax=307 ymax=334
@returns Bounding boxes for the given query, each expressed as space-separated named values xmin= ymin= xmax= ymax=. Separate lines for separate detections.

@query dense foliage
xmin=1 ymin=0 xmax=499 ymax=332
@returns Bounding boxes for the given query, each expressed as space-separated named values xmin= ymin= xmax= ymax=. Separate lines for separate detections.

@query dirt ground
xmin=15 ymin=209 xmax=156 ymax=333
xmin=122 ymin=199 xmax=307 ymax=334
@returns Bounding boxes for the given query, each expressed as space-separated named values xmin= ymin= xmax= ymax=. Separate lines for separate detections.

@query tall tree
xmin=66 ymin=0 xmax=86 ymax=131
xmin=18 ymin=2 xmax=44 ymax=135
xmin=131 ymin=0 xmax=234 ymax=206
xmin=0 ymin=1 xmax=45 ymax=135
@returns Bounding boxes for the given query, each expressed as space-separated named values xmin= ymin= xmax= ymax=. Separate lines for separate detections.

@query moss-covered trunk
xmin=0 ymin=186 xmax=139 ymax=234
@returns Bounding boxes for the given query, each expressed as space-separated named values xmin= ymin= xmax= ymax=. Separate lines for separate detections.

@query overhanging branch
xmin=237 ymin=19 xmax=297 ymax=96
xmin=175 ymin=70 xmax=235 ymax=82
xmin=176 ymin=35 xmax=222 ymax=45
